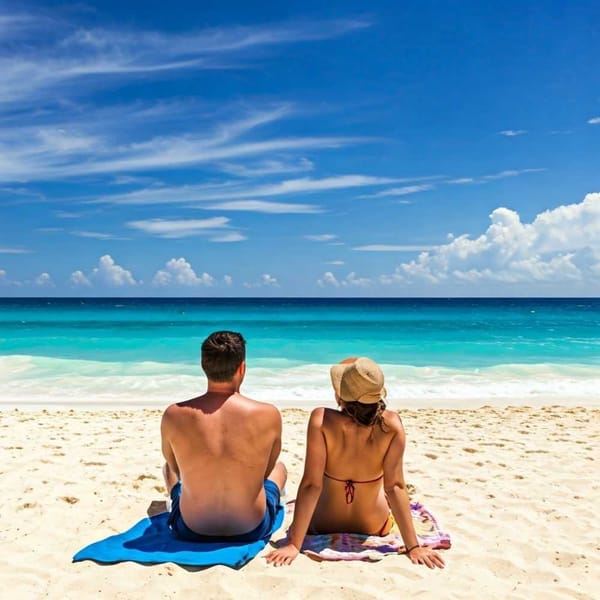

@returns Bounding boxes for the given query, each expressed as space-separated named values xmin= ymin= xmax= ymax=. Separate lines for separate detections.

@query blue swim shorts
xmin=167 ymin=479 xmax=281 ymax=543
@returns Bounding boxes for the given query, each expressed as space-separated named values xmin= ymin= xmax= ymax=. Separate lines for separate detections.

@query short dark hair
xmin=201 ymin=331 xmax=246 ymax=382
xmin=341 ymin=399 xmax=387 ymax=429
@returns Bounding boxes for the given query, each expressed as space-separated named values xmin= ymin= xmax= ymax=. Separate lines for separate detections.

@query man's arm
xmin=383 ymin=414 xmax=445 ymax=569
xmin=161 ymin=407 xmax=180 ymax=482
xmin=264 ymin=405 xmax=282 ymax=479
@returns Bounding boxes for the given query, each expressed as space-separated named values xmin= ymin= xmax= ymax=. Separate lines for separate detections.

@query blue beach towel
xmin=73 ymin=505 xmax=284 ymax=569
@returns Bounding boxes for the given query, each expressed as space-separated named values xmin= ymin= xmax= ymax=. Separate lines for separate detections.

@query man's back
xmin=161 ymin=392 xmax=281 ymax=535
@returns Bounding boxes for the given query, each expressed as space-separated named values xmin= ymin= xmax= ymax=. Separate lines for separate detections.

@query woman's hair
xmin=340 ymin=398 xmax=387 ymax=429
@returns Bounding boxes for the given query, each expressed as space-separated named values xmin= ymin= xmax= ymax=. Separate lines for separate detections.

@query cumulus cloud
xmin=243 ymin=274 xmax=279 ymax=288
xmin=69 ymin=255 xmax=136 ymax=288
xmin=35 ymin=272 xmax=54 ymax=287
xmin=92 ymin=255 xmax=137 ymax=286
xmin=380 ymin=193 xmax=600 ymax=285
xmin=152 ymin=258 xmax=214 ymax=287
xmin=69 ymin=270 xmax=92 ymax=287
xmin=317 ymin=271 xmax=371 ymax=287
xmin=587 ymin=117 xmax=600 ymax=125
xmin=223 ymin=275 xmax=233 ymax=286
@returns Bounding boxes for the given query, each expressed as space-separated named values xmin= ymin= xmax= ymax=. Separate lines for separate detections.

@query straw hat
xmin=330 ymin=357 xmax=386 ymax=404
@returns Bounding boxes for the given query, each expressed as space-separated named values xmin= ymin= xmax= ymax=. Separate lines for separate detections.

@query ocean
xmin=1 ymin=297 xmax=599 ymax=408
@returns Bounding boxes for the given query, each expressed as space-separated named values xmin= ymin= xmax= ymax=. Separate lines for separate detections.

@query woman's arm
xmin=266 ymin=408 xmax=327 ymax=566
xmin=383 ymin=415 xmax=445 ymax=569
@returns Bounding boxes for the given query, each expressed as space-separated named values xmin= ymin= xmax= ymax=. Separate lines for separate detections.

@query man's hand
xmin=407 ymin=545 xmax=445 ymax=569
xmin=265 ymin=543 xmax=300 ymax=566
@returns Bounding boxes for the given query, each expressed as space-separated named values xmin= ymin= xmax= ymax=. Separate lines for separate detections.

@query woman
xmin=266 ymin=357 xmax=445 ymax=568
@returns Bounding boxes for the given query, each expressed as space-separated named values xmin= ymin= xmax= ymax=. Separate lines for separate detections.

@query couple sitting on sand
xmin=161 ymin=330 xmax=444 ymax=569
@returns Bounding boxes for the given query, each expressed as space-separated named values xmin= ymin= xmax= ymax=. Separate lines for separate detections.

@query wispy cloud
xmin=499 ymin=130 xmax=527 ymax=137
xmin=0 ymin=103 xmax=368 ymax=182
xmin=94 ymin=174 xmax=398 ymax=206
xmin=588 ymin=117 xmax=600 ymax=125
xmin=0 ymin=247 xmax=32 ymax=254
xmin=353 ymin=244 xmax=436 ymax=252
xmin=0 ymin=13 xmax=371 ymax=104
xmin=205 ymin=200 xmax=322 ymax=214
xmin=481 ymin=168 xmax=545 ymax=181
xmin=217 ymin=158 xmax=314 ymax=177
xmin=446 ymin=177 xmax=476 ymax=185
xmin=304 ymin=234 xmax=338 ymax=242
xmin=126 ymin=217 xmax=232 ymax=238
xmin=359 ymin=184 xmax=435 ymax=199
xmin=71 ymin=230 xmax=129 ymax=240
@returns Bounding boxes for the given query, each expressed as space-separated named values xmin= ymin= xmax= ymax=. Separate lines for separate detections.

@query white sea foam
xmin=1 ymin=355 xmax=599 ymax=409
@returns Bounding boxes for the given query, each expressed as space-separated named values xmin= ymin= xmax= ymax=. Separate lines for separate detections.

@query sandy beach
xmin=0 ymin=404 xmax=597 ymax=599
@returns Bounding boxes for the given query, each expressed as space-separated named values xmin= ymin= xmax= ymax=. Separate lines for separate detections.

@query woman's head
xmin=330 ymin=357 xmax=387 ymax=427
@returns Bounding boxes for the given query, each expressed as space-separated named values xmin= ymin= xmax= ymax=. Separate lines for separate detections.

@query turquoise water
xmin=1 ymin=298 xmax=599 ymax=407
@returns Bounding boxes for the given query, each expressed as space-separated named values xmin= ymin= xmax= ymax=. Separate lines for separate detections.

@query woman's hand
xmin=265 ymin=543 xmax=300 ymax=566
xmin=407 ymin=545 xmax=445 ymax=569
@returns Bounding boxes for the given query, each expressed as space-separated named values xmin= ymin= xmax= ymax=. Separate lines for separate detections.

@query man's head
xmin=201 ymin=331 xmax=246 ymax=382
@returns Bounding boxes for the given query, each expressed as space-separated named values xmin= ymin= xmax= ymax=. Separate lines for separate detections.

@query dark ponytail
xmin=341 ymin=398 xmax=387 ymax=430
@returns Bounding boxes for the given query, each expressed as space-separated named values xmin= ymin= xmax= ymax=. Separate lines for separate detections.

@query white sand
xmin=1 ymin=405 xmax=598 ymax=599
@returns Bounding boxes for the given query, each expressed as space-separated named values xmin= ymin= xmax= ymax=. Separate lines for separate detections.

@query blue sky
xmin=1 ymin=0 xmax=599 ymax=297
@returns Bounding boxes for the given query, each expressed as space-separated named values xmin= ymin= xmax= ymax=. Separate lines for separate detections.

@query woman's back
xmin=310 ymin=407 xmax=401 ymax=535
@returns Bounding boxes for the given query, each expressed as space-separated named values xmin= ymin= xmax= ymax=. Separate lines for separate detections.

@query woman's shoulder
xmin=382 ymin=409 xmax=404 ymax=433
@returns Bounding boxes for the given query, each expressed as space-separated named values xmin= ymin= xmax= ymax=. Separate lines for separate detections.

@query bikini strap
xmin=323 ymin=472 xmax=384 ymax=504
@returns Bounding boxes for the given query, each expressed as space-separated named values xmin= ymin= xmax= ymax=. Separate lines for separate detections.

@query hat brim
xmin=330 ymin=363 xmax=346 ymax=398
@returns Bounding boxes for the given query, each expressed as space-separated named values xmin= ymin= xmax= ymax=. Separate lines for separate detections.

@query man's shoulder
xmin=235 ymin=394 xmax=281 ymax=417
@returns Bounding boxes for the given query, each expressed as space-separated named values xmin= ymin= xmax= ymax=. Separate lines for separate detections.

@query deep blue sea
xmin=1 ymin=298 xmax=599 ymax=408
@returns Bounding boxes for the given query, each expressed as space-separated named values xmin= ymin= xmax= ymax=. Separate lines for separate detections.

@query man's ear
xmin=237 ymin=360 xmax=246 ymax=380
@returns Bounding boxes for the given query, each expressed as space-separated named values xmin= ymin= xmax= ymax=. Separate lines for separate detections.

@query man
xmin=161 ymin=330 xmax=286 ymax=542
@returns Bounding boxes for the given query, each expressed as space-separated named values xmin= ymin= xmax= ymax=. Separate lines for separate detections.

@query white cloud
xmin=482 ymin=168 xmax=545 ymax=181
xmin=71 ymin=230 xmax=128 ymax=240
xmin=92 ymin=255 xmax=137 ymax=286
xmin=243 ymin=274 xmax=279 ymax=288
xmin=304 ymin=234 xmax=338 ymax=242
xmin=210 ymin=232 xmax=247 ymax=242
xmin=0 ymin=247 xmax=31 ymax=254
xmin=34 ymin=272 xmax=54 ymax=287
xmin=218 ymin=158 xmax=314 ymax=177
xmin=152 ymin=258 xmax=214 ymax=287
xmin=223 ymin=275 xmax=233 ymax=285
xmin=360 ymin=184 xmax=434 ymax=199
xmin=69 ymin=270 xmax=91 ymax=287
xmin=353 ymin=244 xmax=436 ymax=252
xmin=587 ymin=117 xmax=600 ymax=125
xmin=0 ymin=103 xmax=367 ymax=183
xmin=127 ymin=217 xmax=230 ymax=238
xmin=317 ymin=271 xmax=341 ymax=287
xmin=97 ymin=175 xmax=399 ymax=206
xmin=499 ymin=130 xmax=527 ymax=136
xmin=0 ymin=15 xmax=370 ymax=105
xmin=446 ymin=177 xmax=476 ymax=185
xmin=318 ymin=271 xmax=371 ymax=287
xmin=205 ymin=200 xmax=322 ymax=214
xmin=381 ymin=193 xmax=600 ymax=285
xmin=325 ymin=260 xmax=345 ymax=265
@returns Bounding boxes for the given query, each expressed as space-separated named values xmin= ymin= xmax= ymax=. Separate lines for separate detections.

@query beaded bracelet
xmin=405 ymin=543 xmax=420 ymax=555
